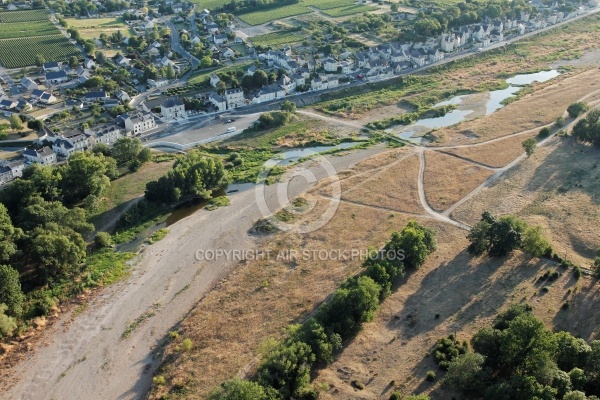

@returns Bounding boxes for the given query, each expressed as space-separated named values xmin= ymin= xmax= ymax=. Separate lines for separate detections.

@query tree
xmin=0 ymin=265 xmax=24 ymax=317
xmin=0 ymin=304 xmax=17 ymax=338
xmin=467 ymin=212 xmax=526 ymax=257
xmin=200 ymin=56 xmax=213 ymax=68
xmin=9 ymin=114 xmax=22 ymax=130
xmin=59 ymin=152 xmax=113 ymax=205
xmin=280 ymin=100 xmax=296 ymax=113
xmin=27 ymin=119 xmax=44 ymax=131
xmin=29 ymin=223 xmax=86 ymax=282
xmin=391 ymin=3 xmax=399 ymax=12
xmin=258 ymin=341 xmax=315 ymax=398
xmin=292 ymin=318 xmax=342 ymax=365
xmin=384 ymin=221 xmax=435 ymax=270
xmin=137 ymin=147 xmax=153 ymax=164
xmin=522 ymin=137 xmax=537 ymax=156
xmin=68 ymin=56 xmax=79 ymax=68
xmin=554 ymin=331 xmax=591 ymax=373
xmin=94 ymin=232 xmax=113 ymax=248
xmin=567 ymin=102 xmax=589 ymax=118
xmin=95 ymin=51 xmax=107 ymax=65
xmin=83 ymin=41 xmax=95 ymax=55
xmin=216 ymin=81 xmax=227 ymax=95
xmin=111 ymin=137 xmax=143 ymax=165
xmin=0 ymin=204 xmax=19 ymax=262
xmin=522 ymin=226 xmax=551 ymax=258
xmin=443 ymin=352 xmax=488 ymax=396
xmin=564 ymin=391 xmax=587 ymax=400
xmin=572 ymin=109 xmax=600 ymax=147
xmin=209 ymin=379 xmax=271 ymax=400
xmin=35 ymin=54 xmax=45 ymax=67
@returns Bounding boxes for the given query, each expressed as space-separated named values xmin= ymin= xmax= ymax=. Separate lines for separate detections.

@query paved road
xmin=165 ymin=19 xmax=200 ymax=68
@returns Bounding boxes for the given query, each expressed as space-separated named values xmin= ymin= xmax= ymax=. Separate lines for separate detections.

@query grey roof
xmin=43 ymin=61 xmax=59 ymax=69
xmin=45 ymin=71 xmax=67 ymax=80
xmin=85 ymin=91 xmax=108 ymax=99
xmin=162 ymin=97 xmax=183 ymax=108
xmin=225 ymin=87 xmax=243 ymax=94
xmin=209 ymin=92 xmax=224 ymax=102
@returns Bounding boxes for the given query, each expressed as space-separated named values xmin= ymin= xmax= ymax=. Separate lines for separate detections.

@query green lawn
xmin=65 ymin=17 xmax=127 ymax=28
xmin=188 ymin=62 xmax=253 ymax=85
xmin=238 ymin=4 xmax=312 ymax=25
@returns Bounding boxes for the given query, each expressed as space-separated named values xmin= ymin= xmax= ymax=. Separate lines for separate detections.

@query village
xmin=0 ymin=0 xmax=597 ymax=185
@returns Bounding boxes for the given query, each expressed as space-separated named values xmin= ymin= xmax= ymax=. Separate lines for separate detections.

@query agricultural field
xmin=238 ymin=4 xmax=312 ymax=25
xmin=0 ymin=21 xmax=58 ymax=39
xmin=303 ymin=0 xmax=357 ymax=10
xmin=250 ymin=30 xmax=305 ymax=46
xmin=0 ymin=9 xmax=80 ymax=68
xmin=321 ymin=4 xmax=377 ymax=17
xmin=0 ymin=35 xmax=80 ymax=68
xmin=64 ymin=17 xmax=134 ymax=41
xmin=0 ymin=9 xmax=49 ymax=22
xmin=191 ymin=0 xmax=231 ymax=10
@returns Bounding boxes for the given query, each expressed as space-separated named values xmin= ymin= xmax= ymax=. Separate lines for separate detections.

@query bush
xmin=153 ymin=375 xmax=166 ymax=385
xmin=94 ymin=232 xmax=113 ymax=248
xmin=180 ymin=338 xmax=193 ymax=351
xmin=555 ymin=116 xmax=564 ymax=128
xmin=541 ymin=286 xmax=550 ymax=293
xmin=0 ymin=304 xmax=17 ymax=337
xmin=567 ymin=102 xmax=589 ymax=118
xmin=538 ymin=127 xmax=551 ymax=138
xmin=351 ymin=380 xmax=365 ymax=389
xmin=434 ymin=334 xmax=469 ymax=370
xmin=573 ymin=266 xmax=582 ymax=280
xmin=426 ymin=370 xmax=436 ymax=381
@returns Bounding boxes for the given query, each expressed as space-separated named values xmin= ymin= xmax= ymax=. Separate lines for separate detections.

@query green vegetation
xmin=187 ymin=62 xmax=253 ymax=86
xmin=238 ymin=4 xmax=311 ymax=25
xmin=443 ymin=305 xmax=600 ymax=399
xmin=206 ymin=196 xmax=230 ymax=211
xmin=0 ymin=35 xmax=80 ymax=68
xmin=467 ymin=211 xmax=552 ymax=258
xmin=321 ymin=4 xmax=377 ymax=17
xmin=434 ymin=334 xmax=469 ymax=370
xmin=0 ymin=10 xmax=80 ymax=68
xmin=572 ymin=109 xmax=600 ymax=146
xmin=522 ymin=137 xmax=537 ymax=156
xmin=148 ymin=228 xmax=169 ymax=244
xmin=213 ymin=221 xmax=436 ymax=398
xmin=250 ymin=31 xmax=305 ymax=47
xmin=567 ymin=102 xmax=589 ymax=118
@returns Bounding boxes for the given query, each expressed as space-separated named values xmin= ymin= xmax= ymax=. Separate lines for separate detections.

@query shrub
xmin=434 ymin=334 xmax=469 ymax=370
xmin=180 ymin=338 xmax=193 ymax=351
xmin=555 ymin=116 xmax=565 ymax=128
xmin=538 ymin=126 xmax=551 ymax=138
xmin=351 ymin=380 xmax=365 ymax=389
xmin=94 ymin=232 xmax=113 ymax=248
xmin=389 ymin=391 xmax=401 ymax=400
xmin=0 ymin=304 xmax=17 ymax=337
xmin=573 ymin=266 xmax=582 ymax=280
xmin=567 ymin=102 xmax=588 ymax=118
xmin=426 ymin=370 xmax=436 ymax=381
xmin=153 ymin=375 xmax=166 ymax=385
xmin=542 ymin=286 xmax=550 ymax=293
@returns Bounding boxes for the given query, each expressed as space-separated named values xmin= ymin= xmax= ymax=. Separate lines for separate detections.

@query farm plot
xmin=0 ymin=9 xmax=49 ymax=23
xmin=238 ymin=4 xmax=312 ymax=25
xmin=303 ymin=0 xmax=356 ymax=10
xmin=0 ymin=35 xmax=80 ymax=68
xmin=0 ymin=21 xmax=58 ymax=39
xmin=321 ymin=4 xmax=378 ymax=17
xmin=250 ymin=30 xmax=305 ymax=46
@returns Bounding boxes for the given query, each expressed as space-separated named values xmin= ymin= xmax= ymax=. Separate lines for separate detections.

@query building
xmin=21 ymin=76 xmax=38 ymax=91
xmin=122 ymin=111 xmax=156 ymax=135
xmin=23 ymin=147 xmax=56 ymax=165
xmin=83 ymin=91 xmax=110 ymax=103
xmin=115 ymin=54 xmax=131 ymax=67
xmin=43 ymin=62 xmax=60 ymax=72
xmin=148 ymin=79 xmax=169 ymax=88
xmin=323 ymin=58 xmax=338 ymax=73
xmin=224 ymin=87 xmax=244 ymax=109
xmin=208 ymin=92 xmax=226 ymax=111
xmin=115 ymin=89 xmax=130 ymax=102
xmin=210 ymin=73 xmax=220 ymax=88
xmin=222 ymin=47 xmax=235 ymax=58
xmin=0 ymin=160 xmax=24 ymax=184
xmin=45 ymin=70 xmax=69 ymax=84
xmin=213 ymin=34 xmax=227 ymax=45
xmin=85 ymin=124 xmax=124 ymax=145
xmin=52 ymin=138 xmax=76 ymax=158
xmin=160 ymin=97 xmax=186 ymax=120
xmin=0 ymin=98 xmax=17 ymax=110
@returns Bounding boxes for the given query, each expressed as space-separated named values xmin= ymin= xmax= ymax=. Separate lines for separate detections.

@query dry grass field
xmin=452 ymin=137 xmax=600 ymax=267
xmin=423 ymin=151 xmax=494 ymax=211
xmin=314 ymin=245 xmax=600 ymax=400
xmin=429 ymin=68 xmax=600 ymax=146
xmin=441 ymin=129 xmax=539 ymax=168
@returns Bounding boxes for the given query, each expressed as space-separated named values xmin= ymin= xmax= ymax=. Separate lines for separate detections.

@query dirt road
xmin=1 ymin=146 xmax=385 ymax=400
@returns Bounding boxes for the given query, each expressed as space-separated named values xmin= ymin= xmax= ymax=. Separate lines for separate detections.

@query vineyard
xmin=0 ymin=35 xmax=80 ymax=68
xmin=0 ymin=21 xmax=58 ymax=39
xmin=238 ymin=4 xmax=312 ymax=25
xmin=321 ymin=4 xmax=377 ymax=16
xmin=0 ymin=9 xmax=49 ymax=23
xmin=0 ymin=9 xmax=81 ymax=68
xmin=250 ymin=31 xmax=305 ymax=46
xmin=303 ymin=0 xmax=357 ymax=10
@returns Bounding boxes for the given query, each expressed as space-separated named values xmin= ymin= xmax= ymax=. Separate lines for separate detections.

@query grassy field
xmin=190 ymin=0 xmax=231 ymax=10
xmin=303 ymin=0 xmax=357 ymax=10
xmin=250 ymin=30 xmax=305 ymax=47
xmin=238 ymin=4 xmax=312 ymax=25
xmin=321 ymin=4 xmax=377 ymax=17
xmin=65 ymin=17 xmax=134 ymax=41
xmin=187 ymin=62 xmax=253 ymax=85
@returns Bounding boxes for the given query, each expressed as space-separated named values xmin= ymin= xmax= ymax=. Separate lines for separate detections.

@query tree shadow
xmin=386 ymin=250 xmax=542 ymax=341
xmin=553 ymin=276 xmax=600 ymax=341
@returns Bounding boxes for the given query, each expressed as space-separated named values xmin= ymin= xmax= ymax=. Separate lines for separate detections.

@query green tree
xmin=59 ymin=152 xmax=113 ymax=205
xmin=522 ymin=137 xmax=537 ymax=156
xmin=443 ymin=352 xmax=488 ymax=396
xmin=200 ymin=56 xmax=213 ymax=68
xmin=572 ymin=108 xmax=600 ymax=146
xmin=0 ymin=304 xmax=17 ymax=338
xmin=257 ymin=341 xmax=315 ymax=398
xmin=391 ymin=3 xmax=399 ymax=12
xmin=292 ymin=318 xmax=341 ymax=365
xmin=35 ymin=54 xmax=46 ymax=67
xmin=564 ymin=391 xmax=587 ymax=400
xmin=0 ymin=265 xmax=24 ymax=317
xmin=209 ymin=379 xmax=270 ymax=400
xmin=29 ymin=223 xmax=86 ymax=282
xmin=111 ymin=137 xmax=143 ymax=165
xmin=554 ymin=331 xmax=591 ymax=372
xmin=280 ymin=100 xmax=296 ymax=113
xmin=9 ymin=114 xmax=22 ymax=130
xmin=521 ymin=226 xmax=551 ymax=258
xmin=0 ymin=203 xmax=19 ymax=262
xmin=95 ymin=51 xmax=106 ymax=64
xmin=384 ymin=221 xmax=435 ymax=270
xmin=567 ymin=102 xmax=589 ymax=118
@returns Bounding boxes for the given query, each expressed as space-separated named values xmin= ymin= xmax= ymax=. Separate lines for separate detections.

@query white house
xmin=21 ymin=76 xmax=38 ymax=91
xmin=148 ymin=79 xmax=169 ymax=88
xmin=31 ymin=89 xmax=57 ymax=104
xmin=160 ymin=97 xmax=186 ymax=120
xmin=222 ymin=47 xmax=235 ymax=58
xmin=209 ymin=73 xmax=220 ymax=88
xmin=115 ymin=89 xmax=130 ymax=102
xmin=278 ymin=74 xmax=296 ymax=94
xmin=208 ymin=92 xmax=226 ymax=111
xmin=45 ymin=70 xmax=69 ymax=84
xmin=323 ymin=58 xmax=338 ymax=73
xmin=225 ymin=87 xmax=244 ymax=109
xmin=43 ymin=62 xmax=60 ymax=72
xmin=0 ymin=160 xmax=24 ymax=184
xmin=85 ymin=124 xmax=124 ymax=145
xmin=23 ymin=147 xmax=57 ymax=165
xmin=213 ymin=34 xmax=227 ymax=45
xmin=122 ymin=111 xmax=156 ymax=135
